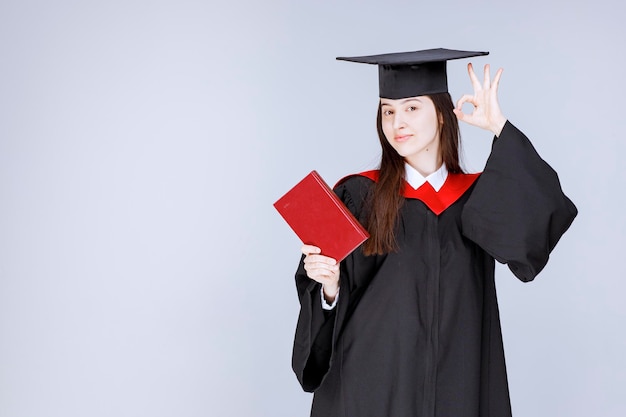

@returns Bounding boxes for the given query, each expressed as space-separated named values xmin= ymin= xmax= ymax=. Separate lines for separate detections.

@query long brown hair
xmin=362 ymin=92 xmax=462 ymax=256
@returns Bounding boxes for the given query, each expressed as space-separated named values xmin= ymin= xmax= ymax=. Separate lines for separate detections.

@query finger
xmin=306 ymin=268 xmax=339 ymax=284
xmin=314 ymin=275 xmax=339 ymax=287
xmin=453 ymin=107 xmax=466 ymax=121
xmin=455 ymin=94 xmax=477 ymax=110
xmin=304 ymin=260 xmax=339 ymax=273
xmin=492 ymin=67 xmax=503 ymax=92
xmin=467 ymin=63 xmax=482 ymax=90
xmin=452 ymin=108 xmax=463 ymax=121
xmin=483 ymin=64 xmax=491 ymax=90
xmin=304 ymin=253 xmax=337 ymax=265
xmin=306 ymin=268 xmax=338 ymax=281
xmin=301 ymin=244 xmax=321 ymax=256
xmin=303 ymin=260 xmax=339 ymax=277
xmin=454 ymin=107 xmax=477 ymax=124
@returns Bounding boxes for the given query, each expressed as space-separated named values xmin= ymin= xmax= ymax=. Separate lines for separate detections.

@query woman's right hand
xmin=301 ymin=244 xmax=340 ymax=303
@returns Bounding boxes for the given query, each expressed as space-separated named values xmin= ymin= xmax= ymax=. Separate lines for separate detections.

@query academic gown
xmin=291 ymin=122 xmax=578 ymax=417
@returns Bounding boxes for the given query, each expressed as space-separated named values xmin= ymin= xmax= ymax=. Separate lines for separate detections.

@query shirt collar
xmin=404 ymin=162 xmax=448 ymax=192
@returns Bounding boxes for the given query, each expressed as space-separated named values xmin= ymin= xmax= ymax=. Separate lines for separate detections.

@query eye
xmin=382 ymin=109 xmax=394 ymax=116
xmin=407 ymin=106 xmax=417 ymax=112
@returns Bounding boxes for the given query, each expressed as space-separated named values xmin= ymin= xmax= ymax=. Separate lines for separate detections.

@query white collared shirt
xmin=321 ymin=286 xmax=339 ymax=310
xmin=404 ymin=162 xmax=448 ymax=191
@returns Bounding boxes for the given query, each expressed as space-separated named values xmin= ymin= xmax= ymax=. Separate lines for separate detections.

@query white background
xmin=1 ymin=0 xmax=624 ymax=416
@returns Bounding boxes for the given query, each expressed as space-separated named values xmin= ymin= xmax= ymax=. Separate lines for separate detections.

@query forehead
xmin=380 ymin=96 xmax=430 ymax=105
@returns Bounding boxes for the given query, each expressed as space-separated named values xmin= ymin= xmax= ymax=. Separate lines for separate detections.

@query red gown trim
xmin=340 ymin=170 xmax=481 ymax=216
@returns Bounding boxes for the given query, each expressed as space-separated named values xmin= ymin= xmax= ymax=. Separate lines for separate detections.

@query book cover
xmin=274 ymin=171 xmax=369 ymax=262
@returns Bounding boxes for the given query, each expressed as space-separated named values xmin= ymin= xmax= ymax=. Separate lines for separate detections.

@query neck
xmin=405 ymin=152 xmax=442 ymax=177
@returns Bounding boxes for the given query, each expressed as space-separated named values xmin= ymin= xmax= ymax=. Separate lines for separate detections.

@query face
xmin=380 ymin=96 xmax=441 ymax=173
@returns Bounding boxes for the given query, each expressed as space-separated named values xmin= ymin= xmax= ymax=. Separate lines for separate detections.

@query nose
xmin=392 ymin=111 xmax=406 ymax=130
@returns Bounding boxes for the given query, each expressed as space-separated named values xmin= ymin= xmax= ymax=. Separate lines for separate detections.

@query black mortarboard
xmin=336 ymin=48 xmax=488 ymax=99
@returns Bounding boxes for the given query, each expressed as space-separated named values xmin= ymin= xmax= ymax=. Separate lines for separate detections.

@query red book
xmin=274 ymin=171 xmax=369 ymax=262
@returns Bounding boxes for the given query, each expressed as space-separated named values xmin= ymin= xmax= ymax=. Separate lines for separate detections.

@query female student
xmin=292 ymin=48 xmax=577 ymax=417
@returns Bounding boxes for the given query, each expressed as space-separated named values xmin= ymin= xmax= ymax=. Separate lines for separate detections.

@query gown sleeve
xmin=291 ymin=182 xmax=360 ymax=392
xmin=461 ymin=121 xmax=578 ymax=282
xmin=291 ymin=261 xmax=338 ymax=392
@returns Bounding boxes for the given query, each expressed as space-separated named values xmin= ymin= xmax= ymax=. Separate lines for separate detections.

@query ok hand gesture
xmin=453 ymin=63 xmax=507 ymax=137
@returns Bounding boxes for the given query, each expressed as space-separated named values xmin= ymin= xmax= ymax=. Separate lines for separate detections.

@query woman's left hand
xmin=453 ymin=63 xmax=507 ymax=137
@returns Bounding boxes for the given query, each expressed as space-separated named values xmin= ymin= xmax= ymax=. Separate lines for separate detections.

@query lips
xmin=394 ymin=134 xmax=413 ymax=142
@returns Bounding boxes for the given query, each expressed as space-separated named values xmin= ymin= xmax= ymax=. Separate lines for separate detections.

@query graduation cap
xmin=336 ymin=48 xmax=488 ymax=99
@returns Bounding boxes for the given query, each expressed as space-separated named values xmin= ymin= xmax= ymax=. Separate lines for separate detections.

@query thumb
xmin=453 ymin=108 xmax=468 ymax=122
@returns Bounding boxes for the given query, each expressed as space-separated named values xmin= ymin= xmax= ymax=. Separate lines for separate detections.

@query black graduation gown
xmin=291 ymin=122 xmax=577 ymax=417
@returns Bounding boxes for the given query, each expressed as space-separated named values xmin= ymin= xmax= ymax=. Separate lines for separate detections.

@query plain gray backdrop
xmin=1 ymin=0 xmax=624 ymax=416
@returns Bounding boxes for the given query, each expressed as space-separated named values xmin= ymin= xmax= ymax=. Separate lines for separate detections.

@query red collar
xmin=346 ymin=170 xmax=480 ymax=215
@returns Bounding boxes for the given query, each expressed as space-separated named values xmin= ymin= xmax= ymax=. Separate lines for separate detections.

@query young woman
xmin=292 ymin=49 xmax=577 ymax=417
